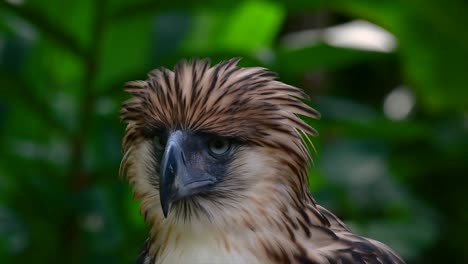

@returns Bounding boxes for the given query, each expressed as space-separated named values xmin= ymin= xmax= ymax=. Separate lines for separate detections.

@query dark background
xmin=0 ymin=0 xmax=467 ymax=263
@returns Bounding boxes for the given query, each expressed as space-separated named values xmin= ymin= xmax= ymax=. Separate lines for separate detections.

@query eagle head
xmin=120 ymin=58 xmax=404 ymax=263
xmin=121 ymin=58 xmax=319 ymax=222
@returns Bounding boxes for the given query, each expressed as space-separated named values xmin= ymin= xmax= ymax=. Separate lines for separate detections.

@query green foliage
xmin=0 ymin=0 xmax=467 ymax=263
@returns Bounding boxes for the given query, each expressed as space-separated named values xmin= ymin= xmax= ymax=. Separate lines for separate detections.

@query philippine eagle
xmin=120 ymin=58 xmax=405 ymax=264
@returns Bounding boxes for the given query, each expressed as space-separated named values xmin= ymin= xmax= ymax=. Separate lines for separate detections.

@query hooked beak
xmin=159 ymin=131 xmax=217 ymax=218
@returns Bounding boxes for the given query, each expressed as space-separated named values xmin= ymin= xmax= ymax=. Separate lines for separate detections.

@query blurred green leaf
xmin=182 ymin=1 xmax=284 ymax=53
xmin=97 ymin=16 xmax=153 ymax=91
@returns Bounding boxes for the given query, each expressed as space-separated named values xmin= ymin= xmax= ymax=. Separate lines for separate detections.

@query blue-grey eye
xmin=208 ymin=138 xmax=231 ymax=155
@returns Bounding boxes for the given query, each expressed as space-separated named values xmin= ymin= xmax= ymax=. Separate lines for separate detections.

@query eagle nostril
xmin=180 ymin=151 xmax=187 ymax=166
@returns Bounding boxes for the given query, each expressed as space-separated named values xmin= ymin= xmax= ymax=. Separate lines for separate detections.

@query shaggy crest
xmin=120 ymin=58 xmax=319 ymax=185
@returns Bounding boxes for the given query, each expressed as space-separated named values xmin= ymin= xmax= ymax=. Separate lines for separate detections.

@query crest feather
xmin=120 ymin=58 xmax=320 ymax=176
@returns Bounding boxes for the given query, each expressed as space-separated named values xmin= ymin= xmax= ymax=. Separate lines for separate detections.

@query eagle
xmin=120 ymin=58 xmax=405 ymax=264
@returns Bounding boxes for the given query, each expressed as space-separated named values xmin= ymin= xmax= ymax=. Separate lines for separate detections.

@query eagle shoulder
xmin=291 ymin=205 xmax=405 ymax=264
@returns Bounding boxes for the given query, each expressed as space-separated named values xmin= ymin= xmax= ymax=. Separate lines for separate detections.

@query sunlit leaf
xmin=182 ymin=1 xmax=284 ymax=54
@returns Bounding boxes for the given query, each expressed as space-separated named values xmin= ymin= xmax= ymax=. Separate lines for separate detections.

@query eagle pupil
xmin=214 ymin=141 xmax=223 ymax=149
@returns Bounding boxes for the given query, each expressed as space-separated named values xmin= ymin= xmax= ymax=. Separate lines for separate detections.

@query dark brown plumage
xmin=120 ymin=58 xmax=405 ymax=264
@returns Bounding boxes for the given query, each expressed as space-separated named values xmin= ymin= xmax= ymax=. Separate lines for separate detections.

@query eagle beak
xmin=159 ymin=131 xmax=217 ymax=218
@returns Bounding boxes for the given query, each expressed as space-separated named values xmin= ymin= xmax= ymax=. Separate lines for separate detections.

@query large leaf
xmin=181 ymin=1 xmax=284 ymax=54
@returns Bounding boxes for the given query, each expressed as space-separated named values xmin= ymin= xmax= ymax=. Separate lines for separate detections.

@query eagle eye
xmin=208 ymin=138 xmax=231 ymax=156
